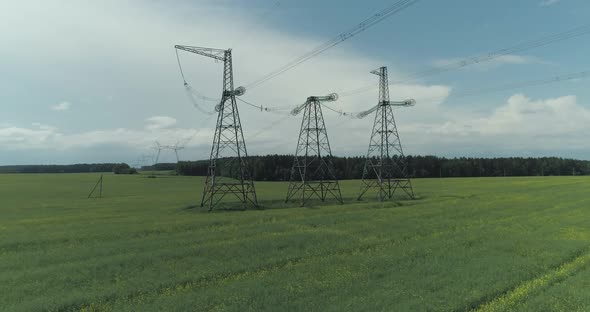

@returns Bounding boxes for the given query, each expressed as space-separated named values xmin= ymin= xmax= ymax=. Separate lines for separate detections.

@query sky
xmin=1 ymin=0 xmax=589 ymax=165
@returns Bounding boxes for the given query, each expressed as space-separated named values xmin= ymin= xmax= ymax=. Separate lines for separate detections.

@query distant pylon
xmin=88 ymin=174 xmax=103 ymax=199
xmin=153 ymin=141 xmax=162 ymax=165
xmin=357 ymin=66 xmax=415 ymax=201
xmin=175 ymin=45 xmax=258 ymax=211
xmin=286 ymin=93 xmax=343 ymax=206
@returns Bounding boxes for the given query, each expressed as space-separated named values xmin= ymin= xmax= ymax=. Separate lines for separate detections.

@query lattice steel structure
xmin=286 ymin=94 xmax=343 ymax=206
xmin=175 ymin=45 xmax=258 ymax=211
xmin=357 ymin=66 xmax=415 ymax=201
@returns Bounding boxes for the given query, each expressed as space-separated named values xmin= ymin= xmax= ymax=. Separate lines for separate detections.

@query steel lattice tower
xmin=286 ymin=94 xmax=343 ymax=206
xmin=357 ymin=66 xmax=415 ymax=201
xmin=175 ymin=45 xmax=258 ymax=211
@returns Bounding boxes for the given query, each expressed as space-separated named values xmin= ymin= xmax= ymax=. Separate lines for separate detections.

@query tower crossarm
xmin=291 ymin=102 xmax=308 ymax=116
xmin=175 ymin=45 xmax=227 ymax=62
xmin=291 ymin=93 xmax=339 ymax=116
xmin=356 ymin=99 xmax=416 ymax=119
xmin=307 ymin=93 xmax=339 ymax=103
xmin=382 ymin=99 xmax=416 ymax=106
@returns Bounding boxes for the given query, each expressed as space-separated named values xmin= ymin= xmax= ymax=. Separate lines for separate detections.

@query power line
xmin=236 ymin=97 xmax=268 ymax=111
xmin=249 ymin=113 xmax=293 ymax=140
xmin=251 ymin=0 xmax=284 ymax=27
xmin=244 ymin=0 xmax=420 ymax=90
xmin=417 ymin=69 xmax=590 ymax=103
xmin=181 ymin=113 xmax=218 ymax=146
xmin=176 ymin=47 xmax=223 ymax=115
xmin=184 ymin=84 xmax=218 ymax=115
xmin=340 ymin=23 xmax=590 ymax=97
xmin=238 ymin=1 xmax=285 ymax=44
xmin=323 ymin=70 xmax=590 ymax=118
xmin=321 ymin=103 xmax=355 ymax=118
xmin=236 ymin=96 xmax=296 ymax=114
xmin=175 ymin=49 xmax=187 ymax=83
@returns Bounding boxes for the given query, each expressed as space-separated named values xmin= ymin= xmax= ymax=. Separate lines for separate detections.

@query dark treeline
xmin=176 ymin=155 xmax=590 ymax=180
xmin=141 ymin=163 xmax=178 ymax=171
xmin=4 ymin=156 xmax=588 ymax=178
xmin=0 ymin=163 xmax=131 ymax=174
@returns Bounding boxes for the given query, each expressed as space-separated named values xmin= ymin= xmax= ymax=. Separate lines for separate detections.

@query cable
xmin=175 ymin=49 xmax=188 ymax=84
xmin=237 ymin=1 xmax=284 ymax=45
xmin=181 ymin=113 xmax=218 ymax=146
xmin=236 ymin=97 xmax=296 ymax=115
xmin=175 ymin=46 xmax=218 ymax=113
xmin=340 ymin=23 xmax=590 ymax=97
xmin=320 ymin=103 xmax=355 ymax=118
xmin=258 ymin=1 xmax=282 ymax=21
xmin=249 ymin=113 xmax=294 ymax=139
xmin=326 ymin=70 xmax=590 ymax=118
xmin=244 ymin=0 xmax=420 ymax=90
xmin=184 ymin=83 xmax=218 ymax=102
xmin=236 ymin=97 xmax=265 ymax=110
xmin=184 ymin=84 xmax=217 ymax=115
xmin=417 ymin=69 xmax=590 ymax=103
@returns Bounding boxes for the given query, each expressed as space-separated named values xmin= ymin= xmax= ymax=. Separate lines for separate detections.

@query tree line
xmin=0 ymin=163 xmax=136 ymax=174
xmin=3 ymin=156 xmax=588 ymax=178
xmin=176 ymin=155 xmax=590 ymax=180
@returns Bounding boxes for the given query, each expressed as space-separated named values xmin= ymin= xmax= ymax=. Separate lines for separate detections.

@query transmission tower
xmin=286 ymin=93 xmax=343 ymax=206
xmin=357 ymin=66 xmax=415 ymax=201
xmin=175 ymin=45 xmax=258 ymax=211
xmin=171 ymin=142 xmax=185 ymax=163
xmin=152 ymin=141 xmax=163 ymax=165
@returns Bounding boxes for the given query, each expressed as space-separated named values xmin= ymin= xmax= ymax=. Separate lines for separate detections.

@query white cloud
xmin=0 ymin=0 xmax=455 ymax=163
xmin=51 ymin=101 xmax=71 ymax=111
xmin=540 ymin=0 xmax=560 ymax=6
xmin=145 ymin=116 xmax=177 ymax=130
xmin=0 ymin=121 xmax=213 ymax=153
xmin=0 ymin=1 xmax=584 ymax=164
xmin=398 ymin=94 xmax=590 ymax=156
xmin=2 ymin=94 xmax=590 ymax=162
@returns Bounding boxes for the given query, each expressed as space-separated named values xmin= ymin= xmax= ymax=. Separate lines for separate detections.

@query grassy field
xmin=1 ymin=173 xmax=590 ymax=311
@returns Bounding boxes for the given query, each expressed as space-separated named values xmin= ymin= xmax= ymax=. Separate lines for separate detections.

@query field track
xmin=1 ymin=174 xmax=590 ymax=311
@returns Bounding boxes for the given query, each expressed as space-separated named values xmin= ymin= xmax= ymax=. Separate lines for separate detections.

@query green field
xmin=1 ymin=173 xmax=590 ymax=311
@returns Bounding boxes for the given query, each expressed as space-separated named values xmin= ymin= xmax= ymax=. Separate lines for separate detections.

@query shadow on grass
xmin=438 ymin=193 xmax=478 ymax=200
xmin=179 ymin=203 xmax=247 ymax=213
xmin=179 ymin=195 xmax=424 ymax=213
xmin=181 ymin=204 xmax=200 ymax=210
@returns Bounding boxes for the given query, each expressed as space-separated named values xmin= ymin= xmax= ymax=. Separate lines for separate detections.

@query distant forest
xmin=175 ymin=155 xmax=590 ymax=180
xmin=2 ymin=156 xmax=589 ymax=179
xmin=0 ymin=163 xmax=135 ymax=174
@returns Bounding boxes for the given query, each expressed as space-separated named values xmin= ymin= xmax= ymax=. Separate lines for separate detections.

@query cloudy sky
xmin=1 ymin=0 xmax=589 ymax=165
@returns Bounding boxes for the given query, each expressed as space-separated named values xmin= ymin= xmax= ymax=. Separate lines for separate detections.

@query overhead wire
xmin=175 ymin=6 xmax=590 ymax=160
xmin=416 ymin=69 xmax=590 ymax=103
xmin=249 ymin=113 xmax=294 ymax=140
xmin=175 ymin=48 xmax=187 ymax=83
xmin=184 ymin=85 xmax=217 ymax=115
xmin=237 ymin=97 xmax=297 ymax=115
xmin=244 ymin=0 xmax=420 ymax=90
xmin=237 ymin=0 xmax=284 ymax=45
xmin=320 ymin=70 xmax=590 ymax=119
xmin=320 ymin=103 xmax=355 ymax=119
xmin=258 ymin=1 xmax=283 ymax=21
xmin=176 ymin=46 xmax=221 ymax=115
xmin=181 ymin=113 xmax=218 ymax=146
xmin=340 ymin=23 xmax=590 ymax=97
xmin=236 ymin=97 xmax=270 ymax=112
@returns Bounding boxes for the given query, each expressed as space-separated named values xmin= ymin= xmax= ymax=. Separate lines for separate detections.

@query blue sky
xmin=1 ymin=0 xmax=589 ymax=165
